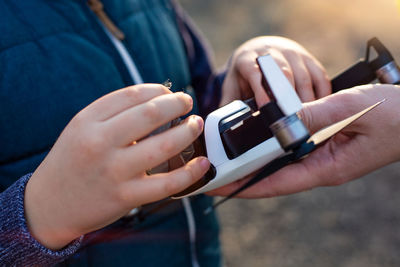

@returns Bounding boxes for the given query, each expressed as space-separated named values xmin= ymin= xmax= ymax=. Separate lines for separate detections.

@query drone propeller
xmin=307 ymin=99 xmax=385 ymax=145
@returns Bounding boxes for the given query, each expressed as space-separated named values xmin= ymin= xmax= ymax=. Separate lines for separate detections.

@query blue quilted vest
xmin=0 ymin=0 xmax=221 ymax=266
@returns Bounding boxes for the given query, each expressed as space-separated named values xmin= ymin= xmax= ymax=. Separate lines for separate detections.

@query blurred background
xmin=179 ymin=1 xmax=400 ymax=266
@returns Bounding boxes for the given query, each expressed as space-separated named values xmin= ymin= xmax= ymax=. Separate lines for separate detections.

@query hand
xmin=220 ymin=36 xmax=331 ymax=107
xmin=209 ymin=84 xmax=400 ymax=198
xmin=24 ymin=84 xmax=210 ymax=250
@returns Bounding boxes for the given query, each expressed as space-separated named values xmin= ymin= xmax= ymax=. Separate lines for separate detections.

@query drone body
xmin=173 ymin=54 xmax=308 ymax=198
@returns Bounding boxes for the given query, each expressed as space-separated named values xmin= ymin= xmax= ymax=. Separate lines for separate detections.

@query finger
xmin=304 ymin=57 xmax=332 ymax=98
xmin=247 ymin=71 xmax=269 ymax=107
xmin=118 ymin=115 xmax=204 ymax=173
xmin=104 ymin=92 xmax=193 ymax=146
xmin=236 ymin=59 xmax=270 ymax=107
xmin=207 ymin=163 xmax=315 ymax=198
xmin=209 ymin=142 xmax=338 ymax=198
xmin=84 ymin=84 xmax=172 ymax=121
xmin=125 ymin=157 xmax=210 ymax=203
xmin=283 ymin=53 xmax=315 ymax=102
xmin=237 ymin=76 xmax=253 ymax=100
xmin=220 ymin=70 xmax=243 ymax=107
xmin=299 ymin=90 xmax=365 ymax=133
xmin=239 ymin=157 xmax=328 ymax=198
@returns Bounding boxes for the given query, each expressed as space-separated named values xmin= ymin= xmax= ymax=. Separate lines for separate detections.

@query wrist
xmin=24 ymin=171 xmax=81 ymax=250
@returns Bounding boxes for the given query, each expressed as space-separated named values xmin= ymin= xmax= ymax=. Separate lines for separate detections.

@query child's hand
xmin=221 ymin=36 xmax=331 ymax=107
xmin=24 ymin=84 xmax=210 ymax=250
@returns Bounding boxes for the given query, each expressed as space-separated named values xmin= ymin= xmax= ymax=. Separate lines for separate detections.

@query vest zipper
xmin=101 ymin=26 xmax=144 ymax=84
xmin=87 ymin=0 xmax=125 ymax=40
xmin=87 ymin=0 xmax=143 ymax=84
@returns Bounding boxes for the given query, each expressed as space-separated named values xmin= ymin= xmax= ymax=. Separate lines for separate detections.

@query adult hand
xmin=209 ymin=84 xmax=400 ymax=198
xmin=220 ymin=36 xmax=331 ymax=107
xmin=25 ymin=84 xmax=210 ymax=250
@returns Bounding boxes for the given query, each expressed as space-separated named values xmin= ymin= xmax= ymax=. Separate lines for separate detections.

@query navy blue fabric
xmin=0 ymin=0 xmax=224 ymax=266
xmin=101 ymin=0 xmax=192 ymax=90
xmin=0 ymin=174 xmax=83 ymax=266
xmin=0 ymin=0 xmax=128 ymax=189
xmin=60 ymin=195 xmax=220 ymax=267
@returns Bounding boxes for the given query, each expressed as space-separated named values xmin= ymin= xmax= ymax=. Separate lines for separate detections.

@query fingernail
xmin=184 ymin=93 xmax=193 ymax=107
xmin=193 ymin=115 xmax=203 ymax=131
xmin=200 ymin=157 xmax=210 ymax=170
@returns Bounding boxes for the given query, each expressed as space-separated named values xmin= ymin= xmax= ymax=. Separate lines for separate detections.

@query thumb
xmin=298 ymin=90 xmax=363 ymax=134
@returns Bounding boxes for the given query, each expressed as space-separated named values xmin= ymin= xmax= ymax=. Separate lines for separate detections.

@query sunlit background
xmin=179 ymin=1 xmax=400 ymax=266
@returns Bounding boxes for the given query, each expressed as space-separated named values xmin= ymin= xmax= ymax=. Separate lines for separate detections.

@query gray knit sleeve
xmin=0 ymin=173 xmax=83 ymax=266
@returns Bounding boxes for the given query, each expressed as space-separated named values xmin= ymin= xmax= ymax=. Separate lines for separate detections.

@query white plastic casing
xmin=173 ymin=100 xmax=284 ymax=198
xmin=257 ymin=55 xmax=303 ymax=115
xmin=173 ymin=54 xmax=303 ymax=198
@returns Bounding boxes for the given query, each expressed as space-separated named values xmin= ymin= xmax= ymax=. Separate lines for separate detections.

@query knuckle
xmin=324 ymin=73 xmax=331 ymax=84
xmin=256 ymin=44 xmax=272 ymax=54
xmin=115 ymin=185 xmax=133 ymax=206
xmin=233 ymin=48 xmax=248 ymax=60
xmin=70 ymin=112 xmax=86 ymax=129
xmin=321 ymin=69 xmax=329 ymax=79
xmin=163 ymin=177 xmax=181 ymax=194
xmin=283 ymin=49 xmax=296 ymax=58
xmin=297 ymin=76 xmax=312 ymax=88
xmin=102 ymin=157 xmax=122 ymax=181
xmin=87 ymin=134 xmax=105 ymax=149
xmin=158 ymin=84 xmax=172 ymax=94
xmin=337 ymin=92 xmax=356 ymax=106
xmin=164 ymin=166 xmax=196 ymax=194
xmin=78 ymin=133 xmax=105 ymax=158
xmin=184 ymin=165 xmax=196 ymax=181
xmin=313 ymin=75 xmax=326 ymax=87
xmin=281 ymin=67 xmax=293 ymax=79
xmin=68 ymin=116 xmax=108 ymax=160
xmin=247 ymin=64 xmax=261 ymax=76
xmin=123 ymin=86 xmax=141 ymax=100
xmin=142 ymin=102 xmax=161 ymax=122
xmin=160 ymin=139 xmax=176 ymax=155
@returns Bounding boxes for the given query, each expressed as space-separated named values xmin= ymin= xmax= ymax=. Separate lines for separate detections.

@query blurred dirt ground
xmin=179 ymin=1 xmax=400 ymax=266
